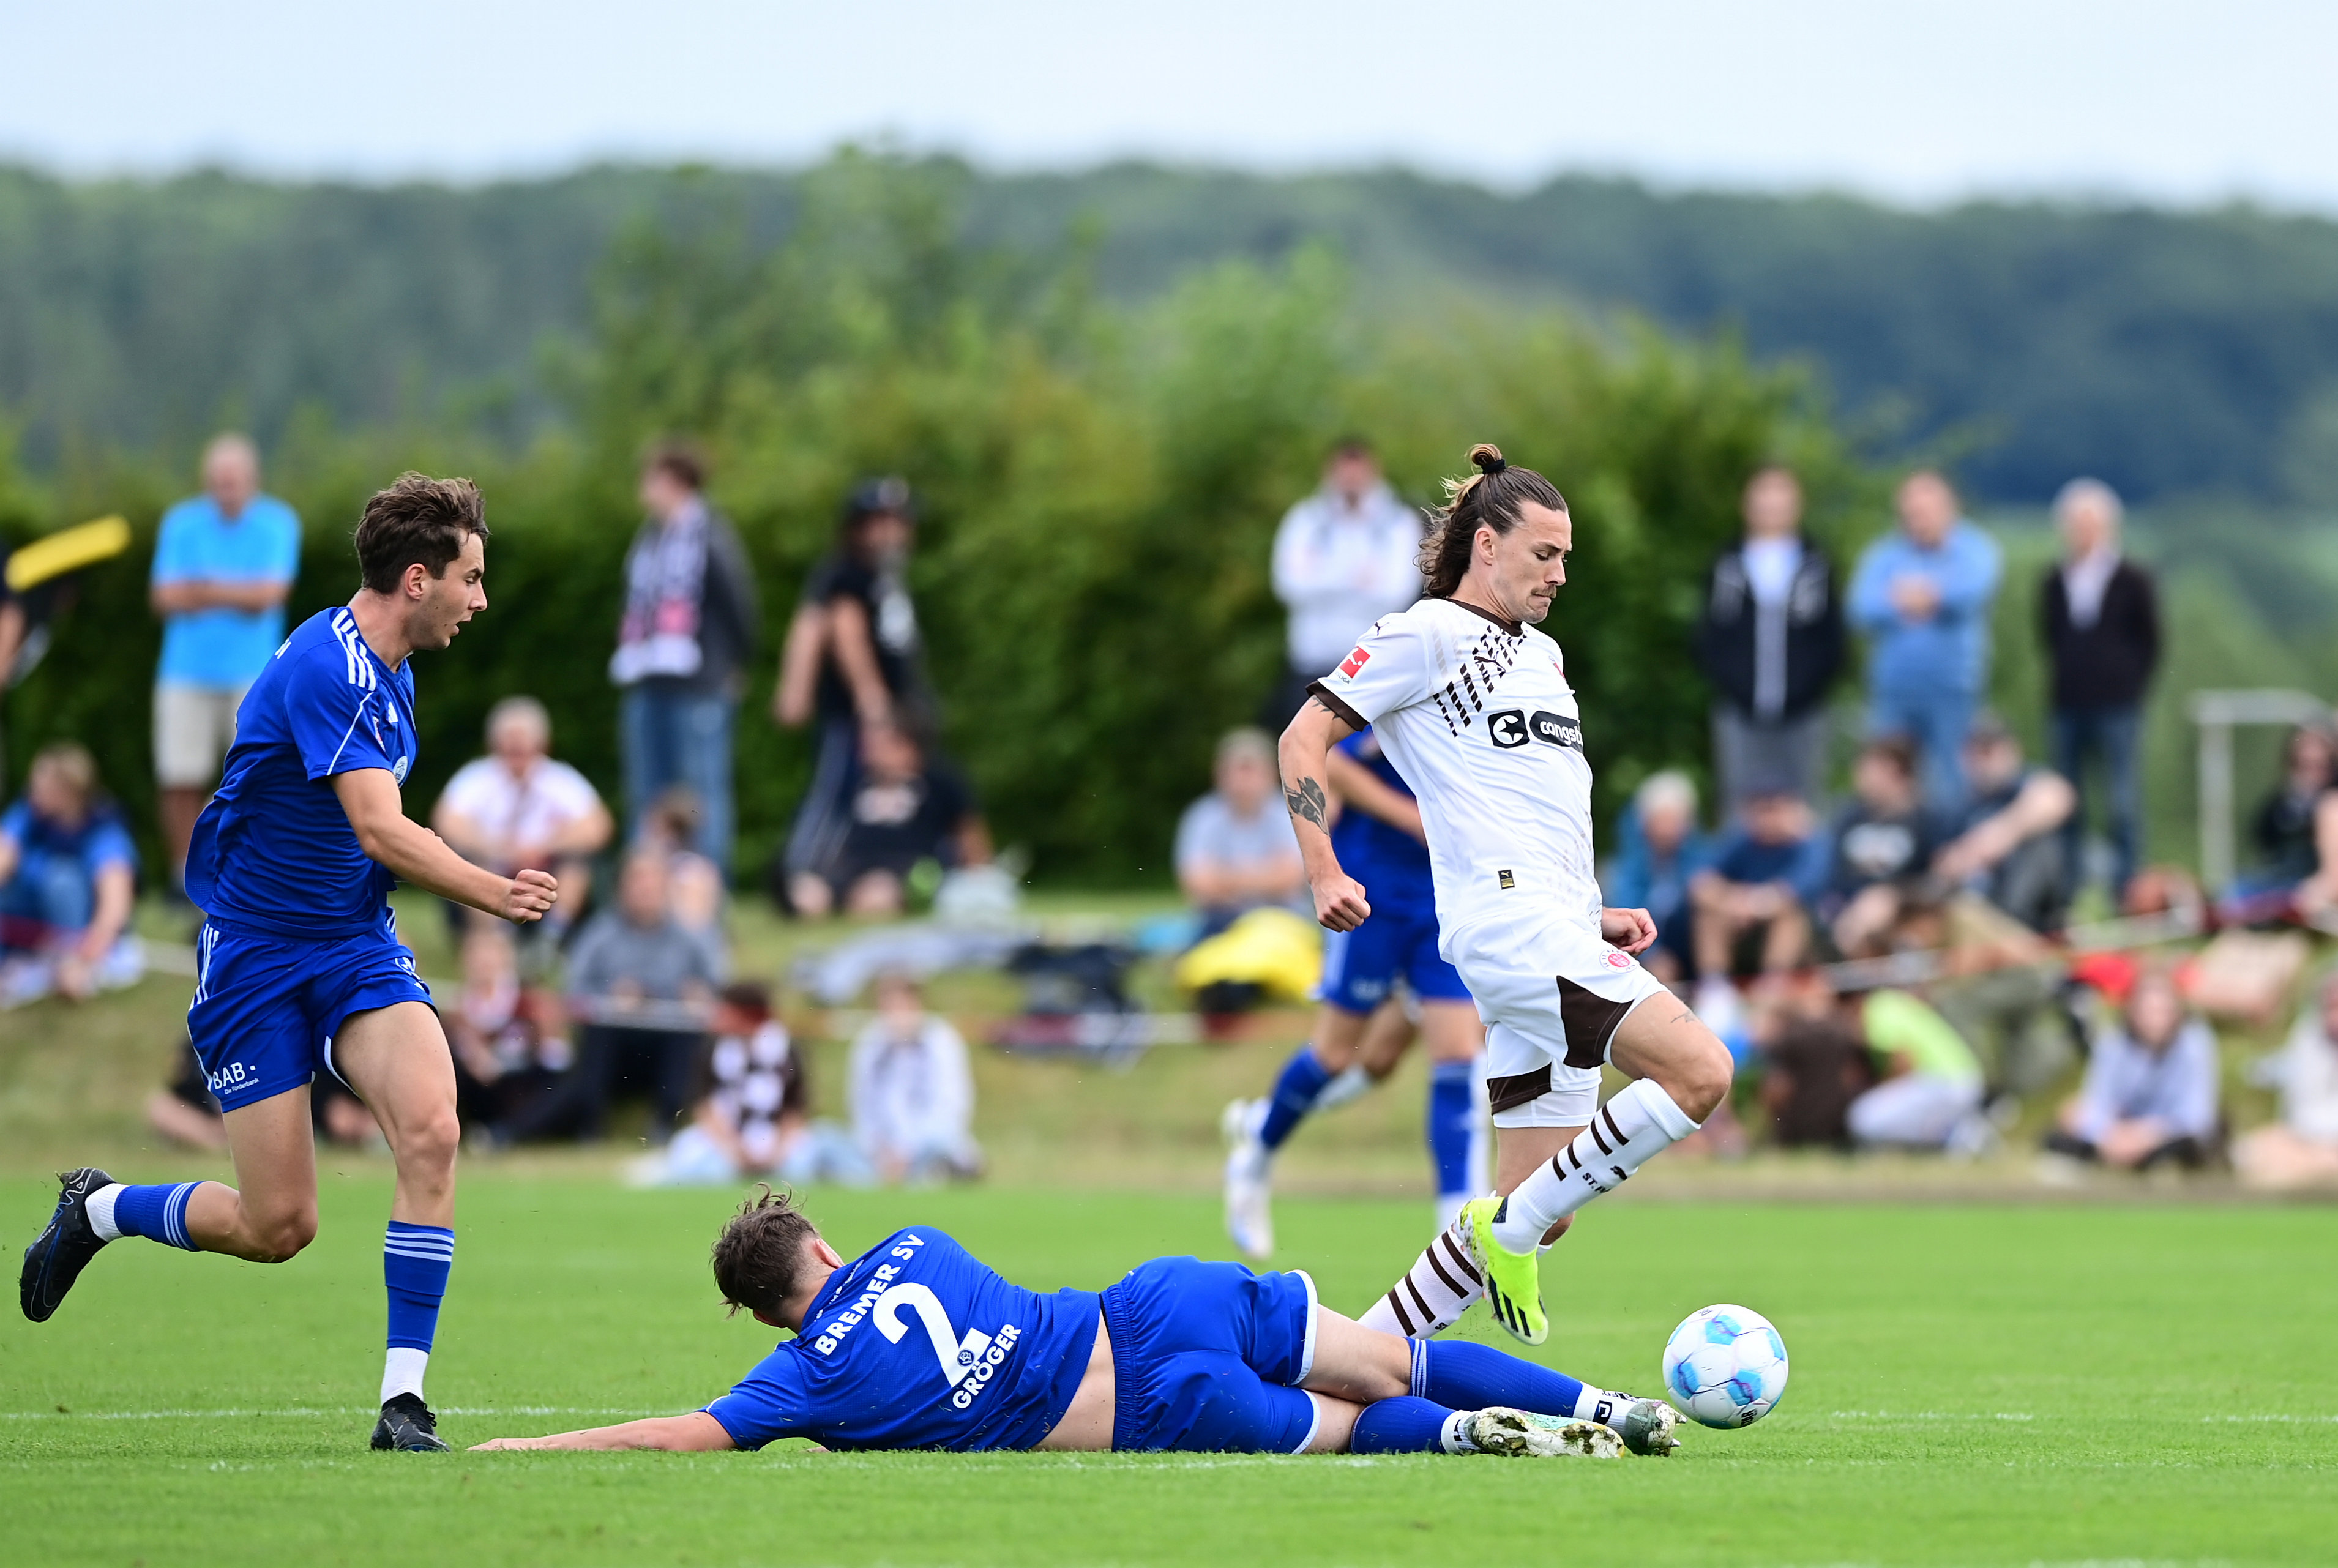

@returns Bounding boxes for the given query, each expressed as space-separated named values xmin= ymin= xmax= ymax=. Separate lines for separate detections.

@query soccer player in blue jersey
xmin=1222 ymin=725 xmax=1482 ymax=1258
xmin=471 ymin=1189 xmax=1678 ymax=1458
xmin=18 ymin=472 xmax=558 ymax=1454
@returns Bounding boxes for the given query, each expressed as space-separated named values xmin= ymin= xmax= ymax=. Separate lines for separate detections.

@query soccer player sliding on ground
xmin=18 ymin=474 xmax=558 ymax=1454
xmin=1283 ymin=444 xmax=1735 ymax=1345
xmin=472 ymin=1187 xmax=1679 ymax=1458
xmin=1223 ymin=723 xmax=1485 ymax=1258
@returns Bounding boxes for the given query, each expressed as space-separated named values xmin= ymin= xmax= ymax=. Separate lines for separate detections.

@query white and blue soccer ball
xmin=1662 ymin=1304 xmax=1788 ymax=1429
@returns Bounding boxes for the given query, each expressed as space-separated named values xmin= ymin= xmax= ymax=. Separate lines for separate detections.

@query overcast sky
xmin=9 ymin=0 xmax=2337 ymax=210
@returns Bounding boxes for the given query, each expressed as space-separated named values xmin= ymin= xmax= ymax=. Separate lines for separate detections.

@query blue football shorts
xmin=1100 ymin=1256 xmax=1321 ymax=1453
xmin=186 ymin=917 xmax=435 ymax=1112
xmin=1318 ymin=900 xmax=1470 ymax=1014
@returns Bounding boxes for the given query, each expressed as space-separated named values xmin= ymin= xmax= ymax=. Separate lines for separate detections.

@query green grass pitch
xmin=5 ymin=1177 xmax=2334 ymax=1566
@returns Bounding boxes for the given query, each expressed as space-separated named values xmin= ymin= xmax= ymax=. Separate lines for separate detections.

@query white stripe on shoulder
xmin=330 ymin=609 xmax=376 ymax=691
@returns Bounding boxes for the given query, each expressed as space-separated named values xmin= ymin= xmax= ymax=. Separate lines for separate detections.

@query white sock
xmin=1572 ymin=1384 xmax=1640 ymax=1424
xmin=86 ymin=1184 xmax=125 ymax=1242
xmin=1439 ymin=1409 xmax=1481 ymax=1454
xmin=381 ymin=1346 xmax=430 ymax=1405
xmin=1359 ymin=1209 xmax=1484 ymax=1338
xmin=1312 ymin=1066 xmax=1373 ymax=1114
xmin=1490 ymin=1079 xmax=1701 ymax=1253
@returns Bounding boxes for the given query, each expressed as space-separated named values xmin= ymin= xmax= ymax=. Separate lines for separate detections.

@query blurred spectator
xmin=2045 ymin=967 xmax=2219 ymax=1170
xmin=1933 ymin=715 xmax=2077 ymax=933
xmin=640 ymin=786 xmax=726 ymax=935
xmin=1848 ymin=470 xmax=2001 ymax=811
xmin=1755 ymin=971 xmax=1873 ymax=1148
xmin=1265 ymin=439 xmax=1424 ymax=727
xmin=1604 ymin=771 xmax=1716 ymax=984
xmin=493 ymin=849 xmax=722 ymax=1145
xmin=446 ymin=923 xmax=573 ymax=1130
xmin=634 ymin=982 xmax=871 ymax=1187
xmin=1822 ymin=737 xmax=1939 ymax=958
xmin=2040 ymin=479 xmax=2158 ymax=895
xmin=1176 ymin=728 xmax=1306 ymax=935
xmin=0 ymin=741 xmax=140 ymax=1006
xmin=775 ymin=477 xmax=930 ymax=893
xmin=2230 ymin=725 xmax=2338 ymax=911
xmin=610 ymin=442 xmax=758 ymax=870
xmin=851 ymin=971 xmax=982 ymax=1183
xmin=1689 ymin=787 xmax=1825 ymax=995
xmin=789 ymin=722 xmax=990 ymax=920
xmin=148 ymin=434 xmax=301 ymax=890
xmin=432 ymin=695 xmax=613 ymax=940
xmin=2235 ymin=969 xmax=2338 ymax=1190
xmin=1692 ymin=466 xmax=1845 ymax=812
xmin=1845 ymin=987 xmax=1992 ymax=1154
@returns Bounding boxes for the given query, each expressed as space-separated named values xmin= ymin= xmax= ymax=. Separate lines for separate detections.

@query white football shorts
xmin=1444 ymin=903 xmax=1675 ymax=1129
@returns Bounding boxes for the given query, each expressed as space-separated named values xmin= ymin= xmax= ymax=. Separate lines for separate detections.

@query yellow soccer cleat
xmin=1462 ymin=1195 xmax=1547 ymax=1346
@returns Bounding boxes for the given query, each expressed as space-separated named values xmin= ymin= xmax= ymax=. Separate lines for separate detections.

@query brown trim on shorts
xmin=1303 ymin=681 xmax=1368 ymax=733
xmin=1558 ymin=976 xmax=1635 ymax=1069
xmin=1485 ymin=1064 xmax=1553 ymax=1115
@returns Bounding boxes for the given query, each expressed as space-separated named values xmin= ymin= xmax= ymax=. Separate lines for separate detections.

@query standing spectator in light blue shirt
xmin=1848 ymin=470 xmax=2001 ymax=812
xmin=149 ymin=433 xmax=301 ymax=890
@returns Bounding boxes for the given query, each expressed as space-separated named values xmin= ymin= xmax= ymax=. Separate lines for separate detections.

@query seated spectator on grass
xmin=2234 ymin=969 xmax=2338 ymax=1190
xmin=850 ymin=971 xmax=982 ymax=1183
xmin=1688 ymin=787 xmax=1825 ymax=1004
xmin=1821 ymin=736 xmax=1940 ymax=958
xmin=0 ymin=741 xmax=141 ymax=1006
xmin=433 ymin=696 xmax=613 ymax=940
xmin=493 ymin=849 xmax=722 ymax=1146
xmin=1754 ymin=970 xmax=1874 ymax=1149
xmin=1176 ymin=727 xmax=1305 ymax=936
xmin=1932 ymin=715 xmax=2076 ymax=933
xmin=640 ymin=786 xmax=727 ymax=935
xmin=1604 ymin=771 xmax=1714 ymax=985
xmin=1844 ymin=985 xmax=1992 ymax=1154
xmin=635 ymin=982 xmax=872 ymax=1187
xmin=789 ymin=723 xmax=990 ymax=921
xmin=2045 ymin=966 xmax=2219 ymax=1171
xmin=447 ymin=923 xmax=573 ymax=1131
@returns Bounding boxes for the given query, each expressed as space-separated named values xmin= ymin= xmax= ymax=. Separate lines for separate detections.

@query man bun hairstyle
xmin=353 ymin=471 xmax=488 ymax=595
xmin=711 ymin=1185 xmax=821 ymax=1320
xmin=1417 ymin=442 xmax=1567 ymax=598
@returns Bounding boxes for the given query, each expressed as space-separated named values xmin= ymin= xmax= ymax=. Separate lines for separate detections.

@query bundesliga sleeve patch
xmin=1339 ymin=645 xmax=1371 ymax=678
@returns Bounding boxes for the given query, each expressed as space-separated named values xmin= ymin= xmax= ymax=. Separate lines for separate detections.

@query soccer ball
xmin=1661 ymin=1304 xmax=1788 ymax=1429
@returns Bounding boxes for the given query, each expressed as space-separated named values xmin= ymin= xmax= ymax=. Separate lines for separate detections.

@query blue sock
xmin=1257 ymin=1049 xmax=1334 ymax=1151
xmin=1350 ymin=1395 xmax=1458 ymax=1454
xmin=1411 ymin=1338 xmax=1588 ymax=1421
xmin=109 ymin=1182 xmax=203 ymax=1250
xmin=1427 ymin=1061 xmax=1474 ymax=1200
xmin=383 ymin=1223 xmax=455 ymax=1400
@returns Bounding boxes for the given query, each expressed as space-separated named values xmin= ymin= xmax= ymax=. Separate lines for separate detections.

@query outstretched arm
xmin=334 ymin=769 xmax=558 ymax=923
xmin=471 ymin=1411 xmax=736 ymax=1452
xmin=1279 ymin=696 xmax=1368 ymax=931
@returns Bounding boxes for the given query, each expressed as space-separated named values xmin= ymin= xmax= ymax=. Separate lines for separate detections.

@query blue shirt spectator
xmin=1847 ymin=471 xmax=2001 ymax=809
xmin=1688 ymin=790 xmax=1828 ymax=995
xmin=0 ymin=742 xmax=140 ymax=1004
xmin=1602 ymin=771 xmax=1715 ymax=981
xmin=151 ymin=453 xmax=302 ymax=692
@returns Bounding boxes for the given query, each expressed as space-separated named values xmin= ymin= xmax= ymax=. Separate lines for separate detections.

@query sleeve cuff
xmin=1302 ymin=681 xmax=1367 ymax=733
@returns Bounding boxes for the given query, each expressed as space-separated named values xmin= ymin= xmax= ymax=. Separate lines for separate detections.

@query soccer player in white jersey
xmin=1280 ymin=444 xmax=1733 ymax=1345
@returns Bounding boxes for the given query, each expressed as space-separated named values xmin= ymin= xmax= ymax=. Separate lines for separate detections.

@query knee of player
xmin=255 ymin=1208 xmax=319 ymax=1262
xmin=400 ymin=1107 xmax=463 ymax=1172
xmin=1680 ymin=1036 xmax=1735 ymax=1119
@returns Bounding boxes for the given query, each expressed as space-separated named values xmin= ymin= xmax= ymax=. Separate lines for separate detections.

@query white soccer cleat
xmin=1458 ymin=1407 xmax=1623 ymax=1459
xmin=1220 ymin=1099 xmax=1274 ymax=1260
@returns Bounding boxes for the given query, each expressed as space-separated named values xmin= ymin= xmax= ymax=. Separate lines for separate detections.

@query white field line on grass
xmin=2 ymin=1406 xmax=668 ymax=1421
xmin=1828 ymin=1409 xmax=2039 ymax=1421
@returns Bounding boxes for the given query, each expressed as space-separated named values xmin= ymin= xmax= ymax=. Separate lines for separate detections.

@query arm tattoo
xmin=1285 ymin=776 xmax=1329 ymax=832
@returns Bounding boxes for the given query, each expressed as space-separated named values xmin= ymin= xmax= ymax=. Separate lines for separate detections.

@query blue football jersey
xmin=1333 ymin=728 xmax=1433 ymax=908
xmin=185 ymin=607 xmax=419 ymax=940
xmin=704 ymin=1229 xmax=1100 ymax=1452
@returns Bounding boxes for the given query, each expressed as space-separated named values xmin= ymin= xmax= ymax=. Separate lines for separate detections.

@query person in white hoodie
xmin=1264 ymin=439 xmax=1425 ymax=726
xmin=2236 ymin=969 xmax=2338 ymax=1190
xmin=850 ymin=971 xmax=982 ymax=1183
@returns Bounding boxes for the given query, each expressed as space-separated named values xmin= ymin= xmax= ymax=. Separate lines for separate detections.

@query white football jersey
xmin=1310 ymin=597 xmax=1601 ymax=936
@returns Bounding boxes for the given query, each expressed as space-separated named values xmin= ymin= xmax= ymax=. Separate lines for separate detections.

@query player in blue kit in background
xmin=472 ymin=1188 xmax=1678 ymax=1458
xmin=18 ymin=472 xmax=558 ymax=1454
xmin=1222 ymin=725 xmax=1483 ymax=1258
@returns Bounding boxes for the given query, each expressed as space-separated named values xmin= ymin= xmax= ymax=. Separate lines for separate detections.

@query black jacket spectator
xmin=1692 ymin=542 xmax=1844 ymax=721
xmin=2041 ymin=559 xmax=2159 ymax=711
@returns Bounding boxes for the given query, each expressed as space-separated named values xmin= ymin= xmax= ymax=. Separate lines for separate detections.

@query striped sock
xmin=1489 ymin=1079 xmax=1701 ymax=1253
xmin=383 ymin=1222 xmax=455 ymax=1403
xmin=1357 ymin=1209 xmax=1483 ymax=1338
xmin=98 ymin=1182 xmax=203 ymax=1250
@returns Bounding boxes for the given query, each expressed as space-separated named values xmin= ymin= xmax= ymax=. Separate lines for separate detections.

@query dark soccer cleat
xmin=371 ymin=1392 xmax=451 ymax=1452
xmin=1612 ymin=1397 xmax=1682 ymax=1457
xmin=19 ymin=1167 xmax=114 ymax=1323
